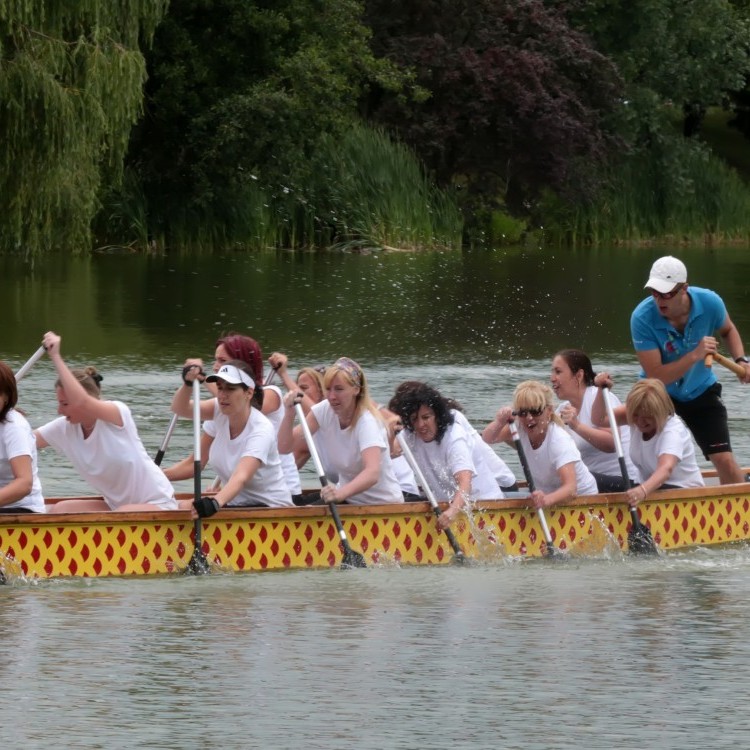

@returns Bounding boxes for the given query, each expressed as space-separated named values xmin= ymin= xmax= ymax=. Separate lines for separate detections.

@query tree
xmin=127 ymin=0 xmax=402 ymax=244
xmin=562 ymin=0 xmax=750 ymax=138
xmin=363 ymin=0 xmax=624 ymax=217
xmin=0 ymin=1 xmax=168 ymax=255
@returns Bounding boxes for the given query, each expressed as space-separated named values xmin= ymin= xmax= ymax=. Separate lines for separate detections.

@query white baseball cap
xmin=644 ymin=256 xmax=687 ymax=294
xmin=205 ymin=364 xmax=254 ymax=388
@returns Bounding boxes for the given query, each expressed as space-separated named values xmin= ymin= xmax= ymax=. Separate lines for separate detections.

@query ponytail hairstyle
xmin=56 ymin=367 xmax=103 ymax=398
xmin=554 ymin=349 xmax=596 ymax=387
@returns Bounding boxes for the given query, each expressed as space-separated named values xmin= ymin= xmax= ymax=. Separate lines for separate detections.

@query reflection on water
xmin=2 ymin=550 xmax=750 ymax=748
xmin=2 ymin=246 xmax=750 ymax=747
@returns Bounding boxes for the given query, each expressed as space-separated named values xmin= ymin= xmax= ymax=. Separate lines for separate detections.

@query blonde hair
xmin=323 ymin=357 xmax=381 ymax=429
xmin=625 ymin=379 xmax=673 ymax=433
xmin=512 ymin=380 xmax=563 ymax=427
xmin=56 ymin=367 xmax=102 ymax=398
xmin=296 ymin=367 xmax=325 ymax=402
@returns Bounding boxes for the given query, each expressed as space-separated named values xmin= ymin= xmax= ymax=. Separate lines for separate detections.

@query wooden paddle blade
xmin=628 ymin=524 xmax=658 ymax=556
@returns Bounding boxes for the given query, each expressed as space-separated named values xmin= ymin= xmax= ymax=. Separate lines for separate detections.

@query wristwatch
xmin=735 ymin=356 xmax=750 ymax=364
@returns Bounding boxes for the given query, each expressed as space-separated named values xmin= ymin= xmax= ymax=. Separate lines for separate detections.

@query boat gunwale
xmin=0 ymin=482 xmax=747 ymax=527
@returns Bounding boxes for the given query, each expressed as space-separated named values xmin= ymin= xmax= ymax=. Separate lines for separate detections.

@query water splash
xmin=0 ymin=550 xmax=33 ymax=586
xmin=565 ymin=513 xmax=623 ymax=560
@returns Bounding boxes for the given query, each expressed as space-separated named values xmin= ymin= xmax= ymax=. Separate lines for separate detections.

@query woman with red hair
xmin=169 ymin=332 xmax=302 ymax=501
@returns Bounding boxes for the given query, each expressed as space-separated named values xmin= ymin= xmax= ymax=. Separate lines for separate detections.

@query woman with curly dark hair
xmin=388 ymin=381 xmax=503 ymax=529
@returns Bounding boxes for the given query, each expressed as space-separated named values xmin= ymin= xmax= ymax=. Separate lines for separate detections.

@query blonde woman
xmin=592 ymin=376 xmax=704 ymax=507
xmin=482 ymin=380 xmax=598 ymax=509
xmin=278 ymin=357 xmax=403 ymax=505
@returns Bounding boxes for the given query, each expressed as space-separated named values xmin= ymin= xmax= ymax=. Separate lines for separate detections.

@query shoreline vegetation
xmin=4 ymin=3 xmax=750 ymax=256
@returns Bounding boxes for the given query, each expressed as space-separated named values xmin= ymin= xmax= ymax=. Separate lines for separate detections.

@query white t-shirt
xmin=262 ymin=385 xmax=302 ymax=495
xmin=628 ymin=415 xmax=704 ymax=489
xmin=518 ymin=422 xmax=598 ymax=496
xmin=402 ymin=416 xmax=501 ymax=501
xmin=557 ymin=386 xmax=642 ymax=483
xmin=392 ymin=455 xmax=420 ymax=496
xmin=36 ymin=401 xmax=177 ymax=510
xmin=452 ymin=410 xmax=517 ymax=489
xmin=204 ymin=402 xmax=293 ymax=507
xmin=0 ymin=409 xmax=44 ymax=512
xmin=311 ymin=400 xmax=403 ymax=505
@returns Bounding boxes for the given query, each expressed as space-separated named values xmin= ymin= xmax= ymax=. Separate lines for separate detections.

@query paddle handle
xmin=602 ymin=388 xmax=655 ymax=537
xmin=192 ymin=379 xmax=203 ymax=549
xmin=294 ymin=403 xmax=357 ymax=555
xmin=263 ymin=365 xmax=279 ymax=387
xmin=154 ymin=413 xmax=179 ymax=466
xmin=14 ymin=346 xmax=45 ymax=382
xmin=508 ymin=418 xmax=556 ymax=553
xmin=712 ymin=352 xmax=746 ymax=378
xmin=395 ymin=431 xmax=464 ymax=557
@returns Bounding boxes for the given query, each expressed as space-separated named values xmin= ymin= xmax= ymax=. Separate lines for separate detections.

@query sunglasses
xmin=649 ymin=284 xmax=683 ymax=300
xmin=514 ymin=407 xmax=544 ymax=418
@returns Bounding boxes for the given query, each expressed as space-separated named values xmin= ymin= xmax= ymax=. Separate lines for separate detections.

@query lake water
xmin=2 ymin=245 xmax=750 ymax=748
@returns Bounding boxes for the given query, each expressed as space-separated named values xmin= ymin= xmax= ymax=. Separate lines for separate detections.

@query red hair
xmin=215 ymin=333 xmax=263 ymax=386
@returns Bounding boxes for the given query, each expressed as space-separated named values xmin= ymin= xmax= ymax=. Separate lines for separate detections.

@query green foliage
xmin=304 ymin=122 xmax=463 ymax=251
xmin=489 ymin=211 xmax=527 ymax=247
xmin=129 ymin=0 xmax=408 ymax=241
xmin=99 ymin=121 xmax=462 ymax=252
xmin=540 ymin=130 xmax=750 ymax=245
xmin=0 ymin=0 xmax=168 ymax=256
xmin=570 ymin=0 xmax=750 ymax=107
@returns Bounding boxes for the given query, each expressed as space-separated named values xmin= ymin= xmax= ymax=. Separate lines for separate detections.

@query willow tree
xmin=0 ymin=1 xmax=168 ymax=255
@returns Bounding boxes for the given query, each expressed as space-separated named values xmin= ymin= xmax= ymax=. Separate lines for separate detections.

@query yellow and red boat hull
xmin=1 ymin=484 xmax=749 ymax=579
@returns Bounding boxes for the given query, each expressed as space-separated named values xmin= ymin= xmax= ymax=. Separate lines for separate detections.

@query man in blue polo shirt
xmin=631 ymin=255 xmax=750 ymax=484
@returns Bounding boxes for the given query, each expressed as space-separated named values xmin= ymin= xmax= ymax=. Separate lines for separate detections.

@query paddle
xmin=508 ymin=416 xmax=558 ymax=558
xmin=602 ymin=386 xmax=659 ymax=556
xmin=14 ymin=346 xmax=45 ymax=382
xmin=395 ymin=429 xmax=468 ymax=564
xmin=294 ymin=402 xmax=366 ymax=569
xmin=186 ymin=378 xmax=210 ymax=575
xmin=264 ymin=365 xmax=280 ymax=387
xmin=154 ymin=413 xmax=179 ymax=467
xmin=709 ymin=352 xmax=747 ymax=378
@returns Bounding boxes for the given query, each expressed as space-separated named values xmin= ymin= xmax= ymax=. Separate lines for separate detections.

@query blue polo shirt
xmin=630 ymin=286 xmax=727 ymax=402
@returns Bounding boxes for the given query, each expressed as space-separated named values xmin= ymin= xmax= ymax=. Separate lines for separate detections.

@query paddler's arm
xmin=163 ymin=434 xmax=212 ymax=481
xmin=436 ymin=470 xmax=472 ymax=530
xmin=636 ymin=340 xmax=716 ymax=386
xmin=482 ymin=406 xmax=513 ymax=446
xmin=0 ymin=455 xmax=33 ymax=507
xmin=625 ymin=454 xmax=678 ymax=508
xmin=212 ymin=456 xmax=262 ymax=508
xmin=171 ymin=360 xmax=215 ymax=420
xmin=321 ymin=445 xmax=381 ymax=504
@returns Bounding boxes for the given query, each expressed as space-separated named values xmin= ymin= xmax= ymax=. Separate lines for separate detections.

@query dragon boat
xmin=1 ymin=480 xmax=750 ymax=580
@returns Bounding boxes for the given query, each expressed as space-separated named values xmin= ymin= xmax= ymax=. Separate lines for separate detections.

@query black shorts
xmin=672 ymin=382 xmax=732 ymax=459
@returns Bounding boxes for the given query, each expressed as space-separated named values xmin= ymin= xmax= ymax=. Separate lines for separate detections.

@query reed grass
xmin=541 ymin=134 xmax=750 ymax=247
xmin=95 ymin=122 xmax=463 ymax=253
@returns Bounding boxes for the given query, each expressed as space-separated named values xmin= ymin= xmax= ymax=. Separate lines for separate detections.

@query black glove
xmin=182 ymin=364 xmax=204 ymax=386
xmin=193 ymin=496 xmax=220 ymax=518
